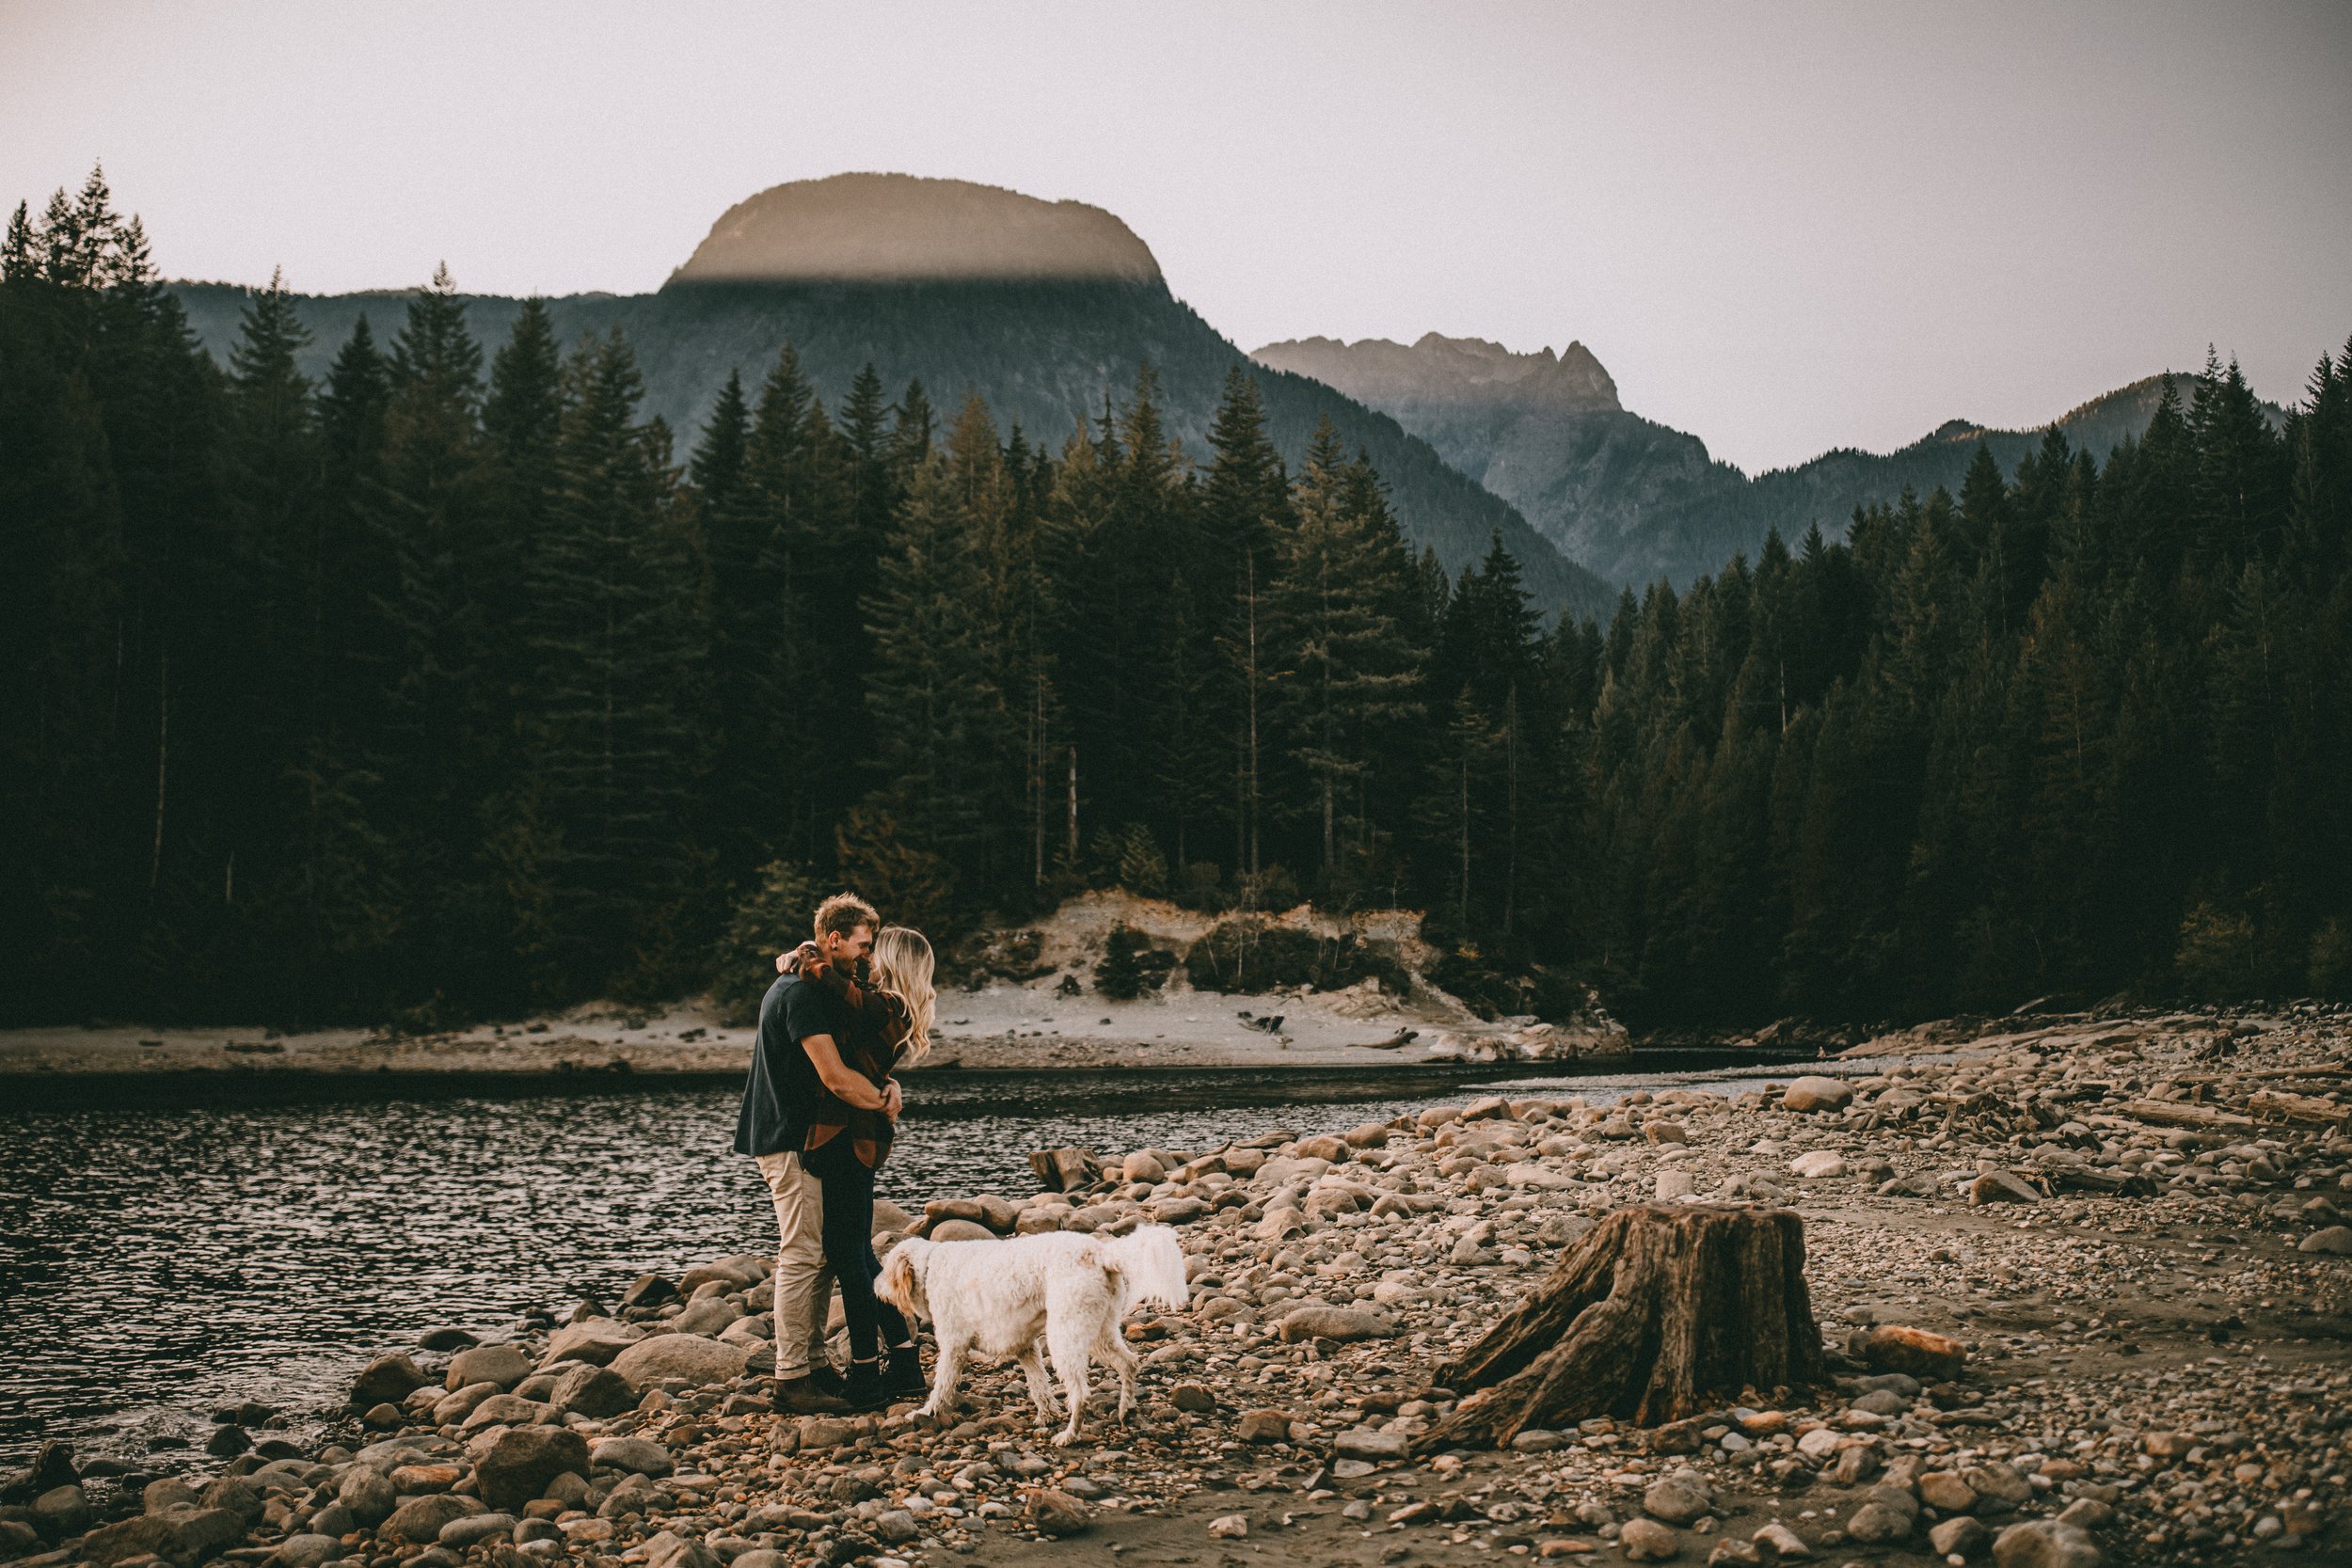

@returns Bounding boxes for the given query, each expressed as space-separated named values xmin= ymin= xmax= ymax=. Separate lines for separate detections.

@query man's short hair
xmin=814 ymin=892 xmax=880 ymax=941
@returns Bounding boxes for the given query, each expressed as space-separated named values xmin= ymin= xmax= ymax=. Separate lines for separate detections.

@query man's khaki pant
xmin=755 ymin=1151 xmax=834 ymax=1379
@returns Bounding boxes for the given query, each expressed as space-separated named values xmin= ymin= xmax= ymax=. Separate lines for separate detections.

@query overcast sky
xmin=6 ymin=0 xmax=2347 ymax=472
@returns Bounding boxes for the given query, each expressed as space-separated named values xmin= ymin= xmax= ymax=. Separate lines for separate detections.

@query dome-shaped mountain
xmin=667 ymin=173 xmax=1163 ymax=286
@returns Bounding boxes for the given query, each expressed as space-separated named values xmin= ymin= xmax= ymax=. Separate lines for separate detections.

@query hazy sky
xmin=6 ymin=1 xmax=2347 ymax=471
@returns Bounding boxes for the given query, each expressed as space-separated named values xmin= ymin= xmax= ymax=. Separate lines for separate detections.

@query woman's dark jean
xmin=805 ymin=1142 xmax=910 ymax=1362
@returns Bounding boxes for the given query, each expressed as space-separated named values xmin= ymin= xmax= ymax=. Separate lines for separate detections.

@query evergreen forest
xmin=6 ymin=173 xmax=2349 ymax=1031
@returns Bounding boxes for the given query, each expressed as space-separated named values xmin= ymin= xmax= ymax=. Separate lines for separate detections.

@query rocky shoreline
xmin=5 ymin=1006 xmax=2348 ymax=1568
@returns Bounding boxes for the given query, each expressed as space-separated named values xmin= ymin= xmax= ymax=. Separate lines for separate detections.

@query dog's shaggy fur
xmin=876 ymin=1225 xmax=1189 ymax=1445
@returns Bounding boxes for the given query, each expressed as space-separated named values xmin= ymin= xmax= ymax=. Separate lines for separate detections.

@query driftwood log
xmin=1420 ymin=1204 xmax=1828 ymax=1450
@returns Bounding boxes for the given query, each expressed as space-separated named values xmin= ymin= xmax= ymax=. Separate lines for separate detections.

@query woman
xmin=780 ymin=924 xmax=934 ymax=1409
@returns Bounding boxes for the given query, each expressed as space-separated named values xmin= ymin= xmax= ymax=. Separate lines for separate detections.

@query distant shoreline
xmin=0 ymin=1049 xmax=1812 ymax=1113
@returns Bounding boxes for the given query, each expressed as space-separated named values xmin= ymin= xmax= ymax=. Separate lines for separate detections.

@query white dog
xmin=876 ymin=1225 xmax=1189 ymax=1446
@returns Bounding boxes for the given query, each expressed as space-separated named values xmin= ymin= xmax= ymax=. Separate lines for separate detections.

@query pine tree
xmin=525 ymin=329 xmax=703 ymax=994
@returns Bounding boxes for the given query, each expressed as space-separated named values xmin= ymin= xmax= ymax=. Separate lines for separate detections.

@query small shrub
xmin=2174 ymin=898 xmax=2258 ymax=1000
xmin=1096 ymin=924 xmax=1146 ymax=1000
xmin=2310 ymin=917 xmax=2352 ymax=999
xmin=1184 ymin=918 xmax=1409 ymax=996
xmin=1172 ymin=860 xmax=1225 ymax=911
xmin=1115 ymin=825 xmax=1168 ymax=898
xmin=1095 ymin=924 xmax=1180 ymax=1000
xmin=1233 ymin=864 xmax=1301 ymax=912
xmin=1426 ymin=948 xmax=1593 ymax=1022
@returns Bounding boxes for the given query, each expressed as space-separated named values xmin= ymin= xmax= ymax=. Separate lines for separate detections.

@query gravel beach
xmin=6 ymin=1005 xmax=2347 ymax=1568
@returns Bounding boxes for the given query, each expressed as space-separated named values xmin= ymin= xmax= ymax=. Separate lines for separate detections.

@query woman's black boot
xmin=842 ymin=1357 xmax=890 ymax=1410
xmin=884 ymin=1341 xmax=927 ymax=1399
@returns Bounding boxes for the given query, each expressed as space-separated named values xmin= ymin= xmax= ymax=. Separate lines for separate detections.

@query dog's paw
xmin=1050 ymin=1430 xmax=1078 ymax=1449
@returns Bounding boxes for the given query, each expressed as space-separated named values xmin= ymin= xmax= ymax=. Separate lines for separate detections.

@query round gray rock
xmin=445 ymin=1343 xmax=533 ymax=1392
xmin=1992 ymin=1518 xmax=2103 ymax=1568
xmin=273 ymin=1533 xmax=342 ymax=1568
xmin=589 ymin=1436 xmax=676 ymax=1478
xmin=609 ymin=1333 xmax=748 ymax=1390
xmin=475 ymin=1425 xmax=590 ymax=1512
xmin=2299 ymin=1226 xmax=2352 ymax=1256
xmin=384 ymin=1493 xmax=484 ymax=1544
xmin=1781 ymin=1076 xmax=1854 ymax=1113
xmin=437 ymin=1513 xmax=519 ymax=1549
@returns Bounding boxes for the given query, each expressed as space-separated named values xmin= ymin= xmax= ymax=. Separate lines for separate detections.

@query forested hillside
xmin=167 ymin=277 xmax=1612 ymax=620
xmin=1261 ymin=333 xmax=2287 ymax=597
xmin=7 ymin=172 xmax=2347 ymax=1029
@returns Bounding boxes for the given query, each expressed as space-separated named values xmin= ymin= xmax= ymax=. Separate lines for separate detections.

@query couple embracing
xmin=731 ymin=892 xmax=930 ymax=1415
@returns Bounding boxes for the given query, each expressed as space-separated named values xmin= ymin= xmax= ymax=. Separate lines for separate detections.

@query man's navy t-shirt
xmin=733 ymin=973 xmax=855 ymax=1157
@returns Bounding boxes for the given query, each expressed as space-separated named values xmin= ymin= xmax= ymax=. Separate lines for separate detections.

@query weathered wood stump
xmin=1420 ymin=1204 xmax=1827 ymax=1449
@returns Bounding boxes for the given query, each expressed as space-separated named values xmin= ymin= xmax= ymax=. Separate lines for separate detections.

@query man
xmin=734 ymin=891 xmax=904 ymax=1414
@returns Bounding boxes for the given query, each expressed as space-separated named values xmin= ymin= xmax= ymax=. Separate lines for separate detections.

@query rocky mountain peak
xmin=1250 ymin=331 xmax=1621 ymax=415
xmin=667 ymin=173 xmax=1163 ymax=287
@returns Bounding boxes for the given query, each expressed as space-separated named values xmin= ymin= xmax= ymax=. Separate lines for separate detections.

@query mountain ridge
xmin=1255 ymin=333 xmax=2285 ymax=590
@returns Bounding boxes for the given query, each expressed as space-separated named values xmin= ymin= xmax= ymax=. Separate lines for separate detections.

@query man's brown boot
xmin=771 ymin=1374 xmax=850 ymax=1415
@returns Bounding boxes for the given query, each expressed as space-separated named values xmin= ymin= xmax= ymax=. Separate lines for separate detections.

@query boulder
xmin=1780 ymin=1076 xmax=1853 ymax=1113
xmin=445 ymin=1343 xmax=533 ymax=1391
xmin=1331 ymin=1429 xmax=1408 ymax=1463
xmin=1844 ymin=1500 xmax=1915 ymax=1544
xmin=81 ymin=1506 xmax=244 ymax=1568
xmin=589 ymin=1436 xmax=676 ymax=1478
xmin=2300 ymin=1226 xmax=2352 ymax=1255
xmin=1643 ymin=1473 xmax=1712 ymax=1526
xmin=385 ymin=1493 xmax=484 ymax=1544
xmin=30 ymin=1482 xmax=89 ymax=1537
xmin=437 ymin=1513 xmax=518 ymax=1550
xmin=541 ymin=1320 xmax=643 ymax=1369
xmin=458 ymin=1392 xmax=547 ymax=1433
xmin=1025 ymin=1486 xmax=1092 ymax=1537
xmin=199 ymin=1476 xmax=264 ymax=1527
xmin=1991 ymin=1518 xmax=2102 ymax=1568
xmin=549 ymin=1363 xmax=636 ymax=1418
xmin=1931 ymin=1516 xmax=1993 ymax=1559
xmin=144 ymin=1478 xmax=200 ymax=1513
xmin=1918 ymin=1470 xmax=1978 ymax=1513
xmin=670 ymin=1298 xmax=742 ymax=1337
xmin=271 ymin=1533 xmax=342 ymax=1568
xmin=1 ymin=1439 xmax=77 ymax=1504
xmin=475 ymin=1426 xmax=590 ymax=1512
xmin=610 ymin=1334 xmax=748 ymax=1390
xmin=640 ymin=1529 xmax=722 ymax=1568
xmin=1120 ymin=1152 xmax=1167 ymax=1183
xmin=1277 ymin=1307 xmax=1397 ymax=1344
xmin=1235 ymin=1409 xmax=1290 ymax=1443
xmin=351 ymin=1353 xmax=433 ymax=1409
xmin=1618 ymin=1516 xmax=1680 ymax=1560
xmin=930 ymin=1218 xmax=996 ymax=1242
xmin=1788 ymin=1151 xmax=1847 ymax=1180
xmin=1962 ymin=1462 xmax=2034 ymax=1516
xmin=1861 ymin=1323 xmax=1967 ymax=1381
xmin=618 ymin=1274 xmax=678 ymax=1310
xmin=335 ymin=1468 xmax=396 ymax=1524
xmin=1969 ymin=1169 xmax=2042 ymax=1205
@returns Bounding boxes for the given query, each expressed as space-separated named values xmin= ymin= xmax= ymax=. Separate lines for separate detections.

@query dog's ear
xmin=877 ymin=1243 xmax=924 ymax=1317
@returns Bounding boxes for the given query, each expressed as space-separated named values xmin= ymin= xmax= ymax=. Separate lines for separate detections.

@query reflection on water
xmin=0 ymin=1055 xmax=1795 ymax=1466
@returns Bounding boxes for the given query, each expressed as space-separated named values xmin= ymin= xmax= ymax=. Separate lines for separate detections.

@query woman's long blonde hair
xmin=871 ymin=926 xmax=935 ymax=1063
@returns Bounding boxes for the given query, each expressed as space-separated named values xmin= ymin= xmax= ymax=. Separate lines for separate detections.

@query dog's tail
xmin=1103 ymin=1224 xmax=1189 ymax=1315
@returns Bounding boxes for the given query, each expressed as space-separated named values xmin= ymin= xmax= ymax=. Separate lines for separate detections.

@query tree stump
xmin=1420 ymin=1204 xmax=1827 ymax=1449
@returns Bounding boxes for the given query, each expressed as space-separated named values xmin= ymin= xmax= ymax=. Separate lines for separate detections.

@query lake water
xmin=0 ymin=1054 xmax=1804 ymax=1470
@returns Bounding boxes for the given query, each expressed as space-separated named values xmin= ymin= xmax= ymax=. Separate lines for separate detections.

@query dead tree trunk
xmin=1421 ymin=1204 xmax=1827 ymax=1450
